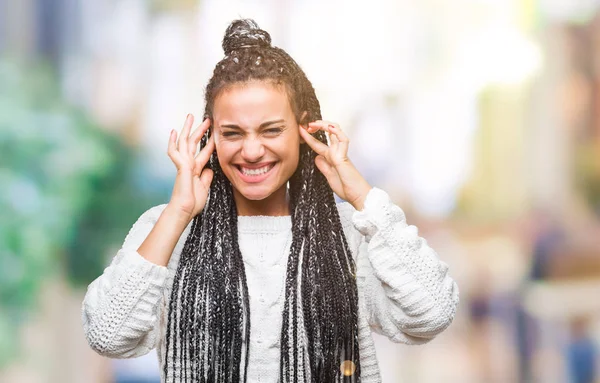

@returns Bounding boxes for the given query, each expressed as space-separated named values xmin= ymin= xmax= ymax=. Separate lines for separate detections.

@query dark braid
xmin=164 ymin=19 xmax=360 ymax=382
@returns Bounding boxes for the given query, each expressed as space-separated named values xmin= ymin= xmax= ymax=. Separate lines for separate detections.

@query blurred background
xmin=1 ymin=0 xmax=600 ymax=382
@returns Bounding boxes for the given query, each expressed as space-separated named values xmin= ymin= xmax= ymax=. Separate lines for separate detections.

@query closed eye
xmin=222 ymin=131 xmax=241 ymax=137
xmin=264 ymin=127 xmax=283 ymax=135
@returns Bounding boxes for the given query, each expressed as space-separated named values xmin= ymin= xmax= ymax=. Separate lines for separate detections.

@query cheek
xmin=280 ymin=132 xmax=301 ymax=152
xmin=277 ymin=139 xmax=300 ymax=164
xmin=286 ymin=143 xmax=301 ymax=169
xmin=215 ymin=140 xmax=238 ymax=159
xmin=214 ymin=143 xmax=233 ymax=173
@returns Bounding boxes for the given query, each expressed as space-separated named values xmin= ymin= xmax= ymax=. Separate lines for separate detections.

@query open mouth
xmin=236 ymin=162 xmax=276 ymax=178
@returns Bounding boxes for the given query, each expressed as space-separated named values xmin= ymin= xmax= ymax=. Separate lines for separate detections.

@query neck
xmin=233 ymin=185 xmax=290 ymax=216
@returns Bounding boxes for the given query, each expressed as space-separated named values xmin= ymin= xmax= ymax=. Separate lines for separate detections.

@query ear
xmin=299 ymin=111 xmax=308 ymax=144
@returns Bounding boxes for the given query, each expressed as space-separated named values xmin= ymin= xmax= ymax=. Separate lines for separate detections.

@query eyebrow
xmin=220 ymin=119 xmax=285 ymax=130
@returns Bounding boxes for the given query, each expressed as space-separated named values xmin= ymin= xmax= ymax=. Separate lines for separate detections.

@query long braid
xmin=164 ymin=19 xmax=360 ymax=382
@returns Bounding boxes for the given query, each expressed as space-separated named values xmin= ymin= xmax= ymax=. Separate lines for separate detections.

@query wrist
xmin=163 ymin=204 xmax=194 ymax=227
xmin=350 ymin=182 xmax=372 ymax=211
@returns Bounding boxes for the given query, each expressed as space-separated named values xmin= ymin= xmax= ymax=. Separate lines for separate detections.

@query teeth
xmin=240 ymin=164 xmax=273 ymax=176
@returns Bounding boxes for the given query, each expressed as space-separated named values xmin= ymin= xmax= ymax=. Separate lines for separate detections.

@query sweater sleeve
xmin=82 ymin=204 xmax=170 ymax=358
xmin=338 ymin=188 xmax=459 ymax=345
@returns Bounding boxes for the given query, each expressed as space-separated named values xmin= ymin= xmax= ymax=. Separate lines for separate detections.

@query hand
xmin=299 ymin=120 xmax=372 ymax=210
xmin=167 ymin=114 xmax=215 ymax=221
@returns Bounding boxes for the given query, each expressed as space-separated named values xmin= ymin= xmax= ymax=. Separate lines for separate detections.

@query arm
xmin=341 ymin=188 xmax=459 ymax=344
xmin=81 ymin=204 xmax=174 ymax=358
xmin=300 ymin=121 xmax=458 ymax=343
xmin=82 ymin=114 xmax=214 ymax=358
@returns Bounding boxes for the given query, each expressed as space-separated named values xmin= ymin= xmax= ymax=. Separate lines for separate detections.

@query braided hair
xmin=164 ymin=19 xmax=360 ymax=382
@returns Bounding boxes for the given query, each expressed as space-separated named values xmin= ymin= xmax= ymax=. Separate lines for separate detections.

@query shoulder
xmin=137 ymin=204 xmax=169 ymax=224
xmin=122 ymin=204 xmax=168 ymax=245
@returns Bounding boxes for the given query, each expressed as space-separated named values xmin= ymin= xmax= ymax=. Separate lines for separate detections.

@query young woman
xmin=82 ymin=19 xmax=459 ymax=383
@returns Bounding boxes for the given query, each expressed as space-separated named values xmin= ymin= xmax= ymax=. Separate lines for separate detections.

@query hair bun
xmin=222 ymin=19 xmax=272 ymax=55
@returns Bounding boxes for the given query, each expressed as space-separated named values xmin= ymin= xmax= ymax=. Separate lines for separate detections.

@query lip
xmin=235 ymin=162 xmax=275 ymax=170
xmin=235 ymin=162 xmax=277 ymax=184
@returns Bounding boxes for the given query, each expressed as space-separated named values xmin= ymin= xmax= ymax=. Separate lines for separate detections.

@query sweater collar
xmin=237 ymin=215 xmax=292 ymax=234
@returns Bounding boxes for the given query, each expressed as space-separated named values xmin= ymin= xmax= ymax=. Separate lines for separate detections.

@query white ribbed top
xmin=82 ymin=188 xmax=459 ymax=382
xmin=238 ymin=215 xmax=291 ymax=380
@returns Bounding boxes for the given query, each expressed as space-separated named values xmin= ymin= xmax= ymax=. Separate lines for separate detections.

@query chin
xmin=236 ymin=185 xmax=275 ymax=201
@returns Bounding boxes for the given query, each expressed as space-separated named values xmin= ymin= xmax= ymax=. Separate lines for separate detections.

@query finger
xmin=324 ymin=123 xmax=348 ymax=142
xmin=188 ymin=118 xmax=211 ymax=155
xmin=307 ymin=120 xmax=338 ymax=133
xmin=315 ymin=155 xmax=341 ymax=193
xmin=323 ymin=123 xmax=349 ymax=154
xmin=199 ymin=168 xmax=214 ymax=190
xmin=178 ymin=114 xmax=194 ymax=153
xmin=194 ymin=134 xmax=215 ymax=175
xmin=306 ymin=120 xmax=327 ymax=133
xmin=167 ymin=129 xmax=182 ymax=166
xmin=328 ymin=129 xmax=339 ymax=146
xmin=299 ymin=125 xmax=329 ymax=156
xmin=315 ymin=155 xmax=334 ymax=177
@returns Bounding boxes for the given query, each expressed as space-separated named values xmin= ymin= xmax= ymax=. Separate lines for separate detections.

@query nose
xmin=241 ymin=136 xmax=265 ymax=162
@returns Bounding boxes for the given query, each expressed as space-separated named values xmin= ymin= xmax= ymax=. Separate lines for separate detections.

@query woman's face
xmin=212 ymin=80 xmax=302 ymax=215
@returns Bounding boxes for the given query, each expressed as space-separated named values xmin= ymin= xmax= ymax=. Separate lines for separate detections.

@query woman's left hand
xmin=299 ymin=120 xmax=372 ymax=211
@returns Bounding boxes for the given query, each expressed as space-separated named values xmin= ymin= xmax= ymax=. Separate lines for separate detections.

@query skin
xmin=299 ymin=119 xmax=373 ymax=212
xmin=137 ymin=80 xmax=372 ymax=266
xmin=212 ymin=81 xmax=302 ymax=216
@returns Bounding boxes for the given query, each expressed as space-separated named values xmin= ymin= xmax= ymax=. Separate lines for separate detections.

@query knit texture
xmin=82 ymin=188 xmax=459 ymax=382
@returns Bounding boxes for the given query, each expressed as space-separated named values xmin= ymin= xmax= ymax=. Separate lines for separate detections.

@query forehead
xmin=213 ymin=81 xmax=293 ymax=126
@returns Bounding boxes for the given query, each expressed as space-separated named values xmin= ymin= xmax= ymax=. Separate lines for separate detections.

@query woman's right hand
xmin=167 ymin=114 xmax=215 ymax=222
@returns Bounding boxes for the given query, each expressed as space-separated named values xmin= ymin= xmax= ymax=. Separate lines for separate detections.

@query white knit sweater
xmin=82 ymin=188 xmax=459 ymax=382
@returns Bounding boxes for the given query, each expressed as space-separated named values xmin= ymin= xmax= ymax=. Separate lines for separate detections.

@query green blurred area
xmin=0 ymin=58 xmax=165 ymax=367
